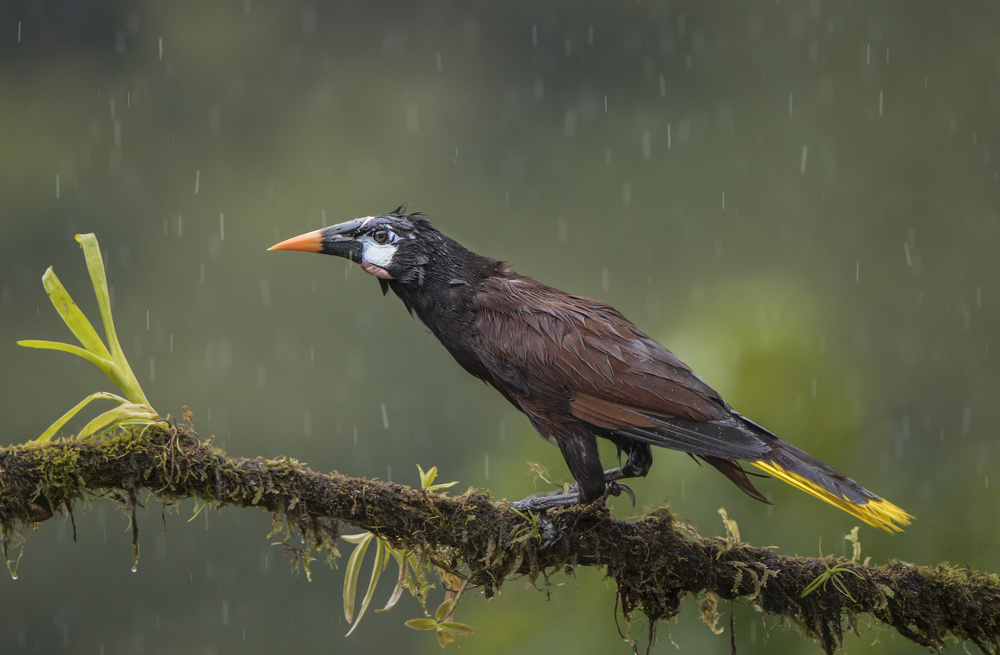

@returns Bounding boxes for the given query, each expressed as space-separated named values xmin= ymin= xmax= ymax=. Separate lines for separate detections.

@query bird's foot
xmin=605 ymin=481 xmax=635 ymax=506
xmin=506 ymin=480 xmax=634 ymax=512
xmin=506 ymin=489 xmax=582 ymax=513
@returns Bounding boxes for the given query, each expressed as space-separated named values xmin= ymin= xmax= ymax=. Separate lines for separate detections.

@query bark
xmin=1 ymin=426 xmax=997 ymax=654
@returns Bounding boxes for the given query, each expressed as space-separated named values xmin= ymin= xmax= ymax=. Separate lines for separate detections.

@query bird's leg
xmin=599 ymin=442 xmax=651 ymax=505
xmin=507 ymin=436 xmax=648 ymax=512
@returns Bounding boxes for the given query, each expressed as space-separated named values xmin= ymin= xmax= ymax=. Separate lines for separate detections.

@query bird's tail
xmin=746 ymin=435 xmax=912 ymax=533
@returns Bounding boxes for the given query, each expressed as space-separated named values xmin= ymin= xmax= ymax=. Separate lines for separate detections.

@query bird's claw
xmin=607 ymin=481 xmax=636 ymax=506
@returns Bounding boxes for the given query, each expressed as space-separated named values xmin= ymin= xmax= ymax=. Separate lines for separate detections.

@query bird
xmin=269 ymin=207 xmax=912 ymax=533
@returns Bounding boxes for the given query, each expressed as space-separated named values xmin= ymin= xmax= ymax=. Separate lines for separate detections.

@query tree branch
xmin=1 ymin=426 xmax=997 ymax=653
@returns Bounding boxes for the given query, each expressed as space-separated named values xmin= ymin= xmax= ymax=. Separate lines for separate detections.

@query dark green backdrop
xmin=2 ymin=2 xmax=997 ymax=653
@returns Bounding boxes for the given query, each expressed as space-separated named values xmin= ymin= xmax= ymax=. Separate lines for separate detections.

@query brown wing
xmin=472 ymin=276 xmax=770 ymax=462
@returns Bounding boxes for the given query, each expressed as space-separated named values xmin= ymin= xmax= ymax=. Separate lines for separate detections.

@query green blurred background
xmin=1 ymin=2 xmax=998 ymax=653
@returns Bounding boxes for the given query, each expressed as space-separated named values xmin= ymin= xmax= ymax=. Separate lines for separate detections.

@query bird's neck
xmin=387 ymin=237 xmax=505 ymax=374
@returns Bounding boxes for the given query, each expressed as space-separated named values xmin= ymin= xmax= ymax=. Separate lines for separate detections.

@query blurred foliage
xmin=1 ymin=1 xmax=998 ymax=653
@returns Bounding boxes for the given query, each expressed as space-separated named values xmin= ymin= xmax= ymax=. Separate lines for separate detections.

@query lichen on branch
xmin=0 ymin=427 xmax=997 ymax=654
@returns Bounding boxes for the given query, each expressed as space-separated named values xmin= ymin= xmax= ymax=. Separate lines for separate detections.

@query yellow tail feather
xmin=750 ymin=461 xmax=913 ymax=533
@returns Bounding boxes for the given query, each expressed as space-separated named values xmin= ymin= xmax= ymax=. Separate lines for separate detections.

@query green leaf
xmin=404 ymin=618 xmax=438 ymax=631
xmin=376 ymin=549 xmax=411 ymax=613
xmin=17 ymin=340 xmax=115 ymax=378
xmin=438 ymin=621 xmax=474 ymax=636
xmin=345 ymin=536 xmax=389 ymax=636
xmin=34 ymin=391 xmax=130 ymax=442
xmin=418 ymin=464 xmax=437 ymax=489
xmin=75 ymin=234 xmax=119 ymax=359
xmin=40 ymin=267 xmax=111 ymax=361
xmin=77 ymin=402 xmax=161 ymax=441
xmin=437 ymin=628 xmax=455 ymax=647
xmin=425 ymin=480 xmax=459 ymax=493
xmin=343 ymin=532 xmax=373 ymax=624
xmin=435 ymin=599 xmax=455 ymax=623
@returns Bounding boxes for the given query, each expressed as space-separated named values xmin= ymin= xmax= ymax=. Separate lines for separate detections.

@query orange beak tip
xmin=268 ymin=229 xmax=325 ymax=254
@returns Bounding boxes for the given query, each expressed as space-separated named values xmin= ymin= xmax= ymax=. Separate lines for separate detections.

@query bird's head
xmin=269 ymin=207 xmax=438 ymax=290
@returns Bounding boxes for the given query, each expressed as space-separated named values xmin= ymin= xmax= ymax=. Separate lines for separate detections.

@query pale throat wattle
xmin=360 ymin=239 xmax=396 ymax=279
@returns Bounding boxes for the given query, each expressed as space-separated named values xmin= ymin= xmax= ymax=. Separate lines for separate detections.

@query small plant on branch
xmin=17 ymin=233 xmax=165 ymax=442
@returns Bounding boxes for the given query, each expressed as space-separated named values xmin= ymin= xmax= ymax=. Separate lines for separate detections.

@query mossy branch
xmin=0 ymin=427 xmax=997 ymax=653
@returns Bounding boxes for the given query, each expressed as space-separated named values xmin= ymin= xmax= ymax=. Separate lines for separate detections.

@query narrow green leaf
xmin=17 ymin=340 xmax=115 ymax=377
xmin=343 ymin=533 xmax=373 ymax=625
xmin=346 ymin=536 xmax=388 ymax=636
xmin=377 ymin=550 xmax=410 ymax=613
xmin=437 ymin=628 xmax=455 ymax=647
xmin=417 ymin=464 xmax=436 ymax=489
xmin=439 ymin=621 xmax=474 ymax=636
xmin=75 ymin=234 xmax=118 ymax=358
xmin=404 ymin=618 xmax=438 ymax=631
xmin=34 ymin=391 xmax=129 ymax=442
xmin=77 ymin=403 xmax=161 ymax=441
xmin=341 ymin=532 xmax=373 ymax=544
xmin=435 ymin=599 xmax=455 ymax=623
xmin=75 ymin=233 xmax=150 ymax=405
xmin=425 ymin=481 xmax=459 ymax=492
xmin=39 ymin=267 xmax=111 ymax=360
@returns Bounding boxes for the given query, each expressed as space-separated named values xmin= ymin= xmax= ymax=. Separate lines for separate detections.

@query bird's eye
xmin=372 ymin=229 xmax=390 ymax=244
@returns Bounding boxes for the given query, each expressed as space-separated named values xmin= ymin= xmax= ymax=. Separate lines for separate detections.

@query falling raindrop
xmin=381 ymin=402 xmax=389 ymax=429
xmin=800 ymin=145 xmax=808 ymax=174
xmin=55 ymin=174 xmax=60 ymax=199
xmin=484 ymin=453 xmax=489 ymax=479
xmin=194 ymin=169 xmax=200 ymax=194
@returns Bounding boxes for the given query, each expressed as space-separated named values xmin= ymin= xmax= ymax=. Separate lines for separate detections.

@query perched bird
xmin=270 ymin=207 xmax=912 ymax=532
